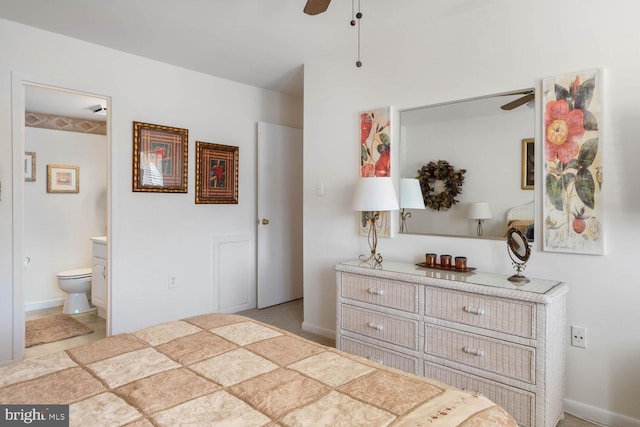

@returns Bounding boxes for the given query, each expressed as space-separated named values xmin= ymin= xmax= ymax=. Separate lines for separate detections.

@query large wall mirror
xmin=399 ymin=89 xmax=536 ymax=240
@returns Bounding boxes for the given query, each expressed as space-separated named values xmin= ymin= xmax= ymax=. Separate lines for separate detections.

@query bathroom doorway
xmin=11 ymin=79 xmax=111 ymax=362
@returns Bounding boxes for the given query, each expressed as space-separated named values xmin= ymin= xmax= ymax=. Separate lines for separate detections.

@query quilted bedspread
xmin=0 ymin=313 xmax=517 ymax=426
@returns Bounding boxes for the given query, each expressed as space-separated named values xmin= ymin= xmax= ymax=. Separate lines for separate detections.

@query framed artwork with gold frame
xmin=195 ymin=141 xmax=239 ymax=204
xmin=132 ymin=121 xmax=188 ymax=193
xmin=24 ymin=151 xmax=36 ymax=182
xmin=47 ymin=164 xmax=79 ymax=193
xmin=521 ymin=138 xmax=534 ymax=190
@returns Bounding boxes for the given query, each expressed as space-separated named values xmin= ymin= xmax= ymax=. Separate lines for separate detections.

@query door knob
xmin=261 ymin=219 xmax=270 ymax=225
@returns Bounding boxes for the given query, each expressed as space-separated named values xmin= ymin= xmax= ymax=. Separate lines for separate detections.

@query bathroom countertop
xmin=90 ymin=236 xmax=107 ymax=244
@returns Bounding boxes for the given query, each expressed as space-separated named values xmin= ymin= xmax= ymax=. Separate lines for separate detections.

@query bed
xmin=0 ymin=313 xmax=517 ymax=426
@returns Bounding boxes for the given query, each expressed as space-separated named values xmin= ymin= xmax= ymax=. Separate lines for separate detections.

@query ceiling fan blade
xmin=304 ymin=0 xmax=331 ymax=15
xmin=500 ymin=93 xmax=534 ymax=110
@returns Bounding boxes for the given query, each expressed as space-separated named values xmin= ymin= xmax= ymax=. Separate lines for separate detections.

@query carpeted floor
xmin=25 ymin=313 xmax=93 ymax=348
xmin=238 ymin=298 xmax=334 ymax=347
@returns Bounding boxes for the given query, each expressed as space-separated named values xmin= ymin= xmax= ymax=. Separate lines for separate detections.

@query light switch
xmin=315 ymin=182 xmax=324 ymax=196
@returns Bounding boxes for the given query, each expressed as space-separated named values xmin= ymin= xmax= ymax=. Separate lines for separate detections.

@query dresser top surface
xmin=337 ymin=260 xmax=564 ymax=295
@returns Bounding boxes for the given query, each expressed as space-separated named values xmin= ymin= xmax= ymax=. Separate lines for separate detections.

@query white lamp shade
xmin=400 ymin=178 xmax=426 ymax=209
xmin=352 ymin=177 xmax=399 ymax=211
xmin=468 ymin=202 xmax=492 ymax=219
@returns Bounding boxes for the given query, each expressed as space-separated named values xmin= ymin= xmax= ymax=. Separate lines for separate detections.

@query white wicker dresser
xmin=335 ymin=260 xmax=568 ymax=427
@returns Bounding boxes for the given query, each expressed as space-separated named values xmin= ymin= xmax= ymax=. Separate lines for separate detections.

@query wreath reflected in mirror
xmin=416 ymin=160 xmax=466 ymax=211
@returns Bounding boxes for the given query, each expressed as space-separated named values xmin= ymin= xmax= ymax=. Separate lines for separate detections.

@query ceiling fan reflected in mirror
xmin=500 ymin=90 xmax=535 ymax=111
xmin=304 ymin=0 xmax=332 ymax=15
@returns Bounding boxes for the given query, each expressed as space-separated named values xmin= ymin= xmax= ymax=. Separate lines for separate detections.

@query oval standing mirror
xmin=506 ymin=227 xmax=530 ymax=284
xmin=399 ymin=89 xmax=535 ymax=239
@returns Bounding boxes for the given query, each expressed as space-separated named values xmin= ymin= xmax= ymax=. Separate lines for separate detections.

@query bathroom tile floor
xmin=24 ymin=306 xmax=106 ymax=360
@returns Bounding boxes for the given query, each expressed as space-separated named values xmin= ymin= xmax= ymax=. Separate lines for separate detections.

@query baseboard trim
xmin=565 ymin=398 xmax=640 ymax=427
xmin=301 ymin=321 xmax=336 ymax=340
xmin=25 ymin=298 xmax=64 ymax=312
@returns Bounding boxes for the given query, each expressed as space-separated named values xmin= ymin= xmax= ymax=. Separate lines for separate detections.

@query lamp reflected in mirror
xmin=353 ymin=177 xmax=399 ymax=267
xmin=399 ymin=178 xmax=425 ymax=233
xmin=468 ymin=202 xmax=492 ymax=237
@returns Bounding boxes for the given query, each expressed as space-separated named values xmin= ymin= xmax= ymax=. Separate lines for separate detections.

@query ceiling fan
xmin=304 ymin=0 xmax=331 ymax=15
xmin=500 ymin=90 xmax=535 ymax=111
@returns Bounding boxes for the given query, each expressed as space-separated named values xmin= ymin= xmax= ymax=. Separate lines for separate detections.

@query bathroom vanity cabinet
xmin=335 ymin=260 xmax=568 ymax=427
xmin=90 ymin=237 xmax=107 ymax=319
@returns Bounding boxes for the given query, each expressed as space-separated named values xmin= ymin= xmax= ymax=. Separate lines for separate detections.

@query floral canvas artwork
xmin=360 ymin=108 xmax=391 ymax=178
xmin=359 ymin=107 xmax=392 ymax=237
xmin=542 ymin=69 xmax=603 ymax=254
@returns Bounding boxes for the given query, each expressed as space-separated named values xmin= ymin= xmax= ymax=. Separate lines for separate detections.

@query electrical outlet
xmin=168 ymin=275 xmax=177 ymax=289
xmin=571 ymin=325 xmax=586 ymax=348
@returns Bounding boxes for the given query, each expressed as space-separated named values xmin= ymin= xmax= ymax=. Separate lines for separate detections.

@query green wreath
xmin=416 ymin=160 xmax=466 ymax=211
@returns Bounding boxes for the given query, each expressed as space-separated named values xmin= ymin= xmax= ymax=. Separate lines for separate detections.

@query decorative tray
xmin=415 ymin=262 xmax=476 ymax=273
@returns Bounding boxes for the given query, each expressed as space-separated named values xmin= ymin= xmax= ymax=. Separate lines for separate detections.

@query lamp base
xmin=359 ymin=251 xmax=383 ymax=268
xmin=400 ymin=209 xmax=412 ymax=233
xmin=360 ymin=212 xmax=383 ymax=268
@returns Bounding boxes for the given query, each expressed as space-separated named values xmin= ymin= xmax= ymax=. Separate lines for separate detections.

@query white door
xmin=257 ymin=122 xmax=303 ymax=308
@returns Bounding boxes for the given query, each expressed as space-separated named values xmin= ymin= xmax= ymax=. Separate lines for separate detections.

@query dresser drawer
xmin=341 ymin=305 xmax=418 ymax=350
xmin=341 ymin=273 xmax=418 ymax=313
xmin=340 ymin=336 xmax=419 ymax=374
xmin=425 ymin=361 xmax=534 ymax=427
xmin=425 ymin=324 xmax=535 ymax=384
xmin=425 ymin=287 xmax=535 ymax=339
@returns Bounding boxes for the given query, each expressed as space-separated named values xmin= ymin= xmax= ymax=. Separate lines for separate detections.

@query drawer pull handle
xmin=462 ymin=346 xmax=485 ymax=357
xmin=367 ymin=288 xmax=385 ymax=296
xmin=463 ymin=305 xmax=485 ymax=315
xmin=367 ymin=356 xmax=384 ymax=365
xmin=367 ymin=321 xmax=384 ymax=331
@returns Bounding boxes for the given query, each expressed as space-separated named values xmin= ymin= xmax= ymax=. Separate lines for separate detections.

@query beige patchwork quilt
xmin=0 ymin=314 xmax=517 ymax=426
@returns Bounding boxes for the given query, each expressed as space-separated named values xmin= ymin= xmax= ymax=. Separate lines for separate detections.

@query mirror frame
xmin=506 ymin=228 xmax=531 ymax=262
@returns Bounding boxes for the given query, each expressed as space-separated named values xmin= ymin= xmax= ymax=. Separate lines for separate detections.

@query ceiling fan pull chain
xmin=349 ymin=0 xmax=363 ymax=67
xmin=355 ymin=0 xmax=362 ymax=67
xmin=351 ymin=0 xmax=355 ymax=25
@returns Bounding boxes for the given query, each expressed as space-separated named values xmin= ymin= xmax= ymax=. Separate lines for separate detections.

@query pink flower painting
xmin=542 ymin=70 xmax=603 ymax=255
xmin=360 ymin=110 xmax=391 ymax=178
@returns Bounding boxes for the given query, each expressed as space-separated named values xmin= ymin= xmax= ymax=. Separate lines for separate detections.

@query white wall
xmin=24 ymin=127 xmax=107 ymax=308
xmin=0 ymin=19 xmax=302 ymax=362
xmin=303 ymin=0 xmax=640 ymax=425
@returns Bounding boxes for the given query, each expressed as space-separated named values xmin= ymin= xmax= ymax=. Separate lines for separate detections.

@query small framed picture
xmin=47 ymin=164 xmax=79 ymax=193
xmin=25 ymin=152 xmax=36 ymax=182
xmin=132 ymin=121 xmax=188 ymax=193
xmin=195 ymin=141 xmax=239 ymax=204
xmin=521 ymin=138 xmax=534 ymax=190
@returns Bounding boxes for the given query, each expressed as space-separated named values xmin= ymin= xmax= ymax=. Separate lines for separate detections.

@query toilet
xmin=57 ymin=268 xmax=92 ymax=314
